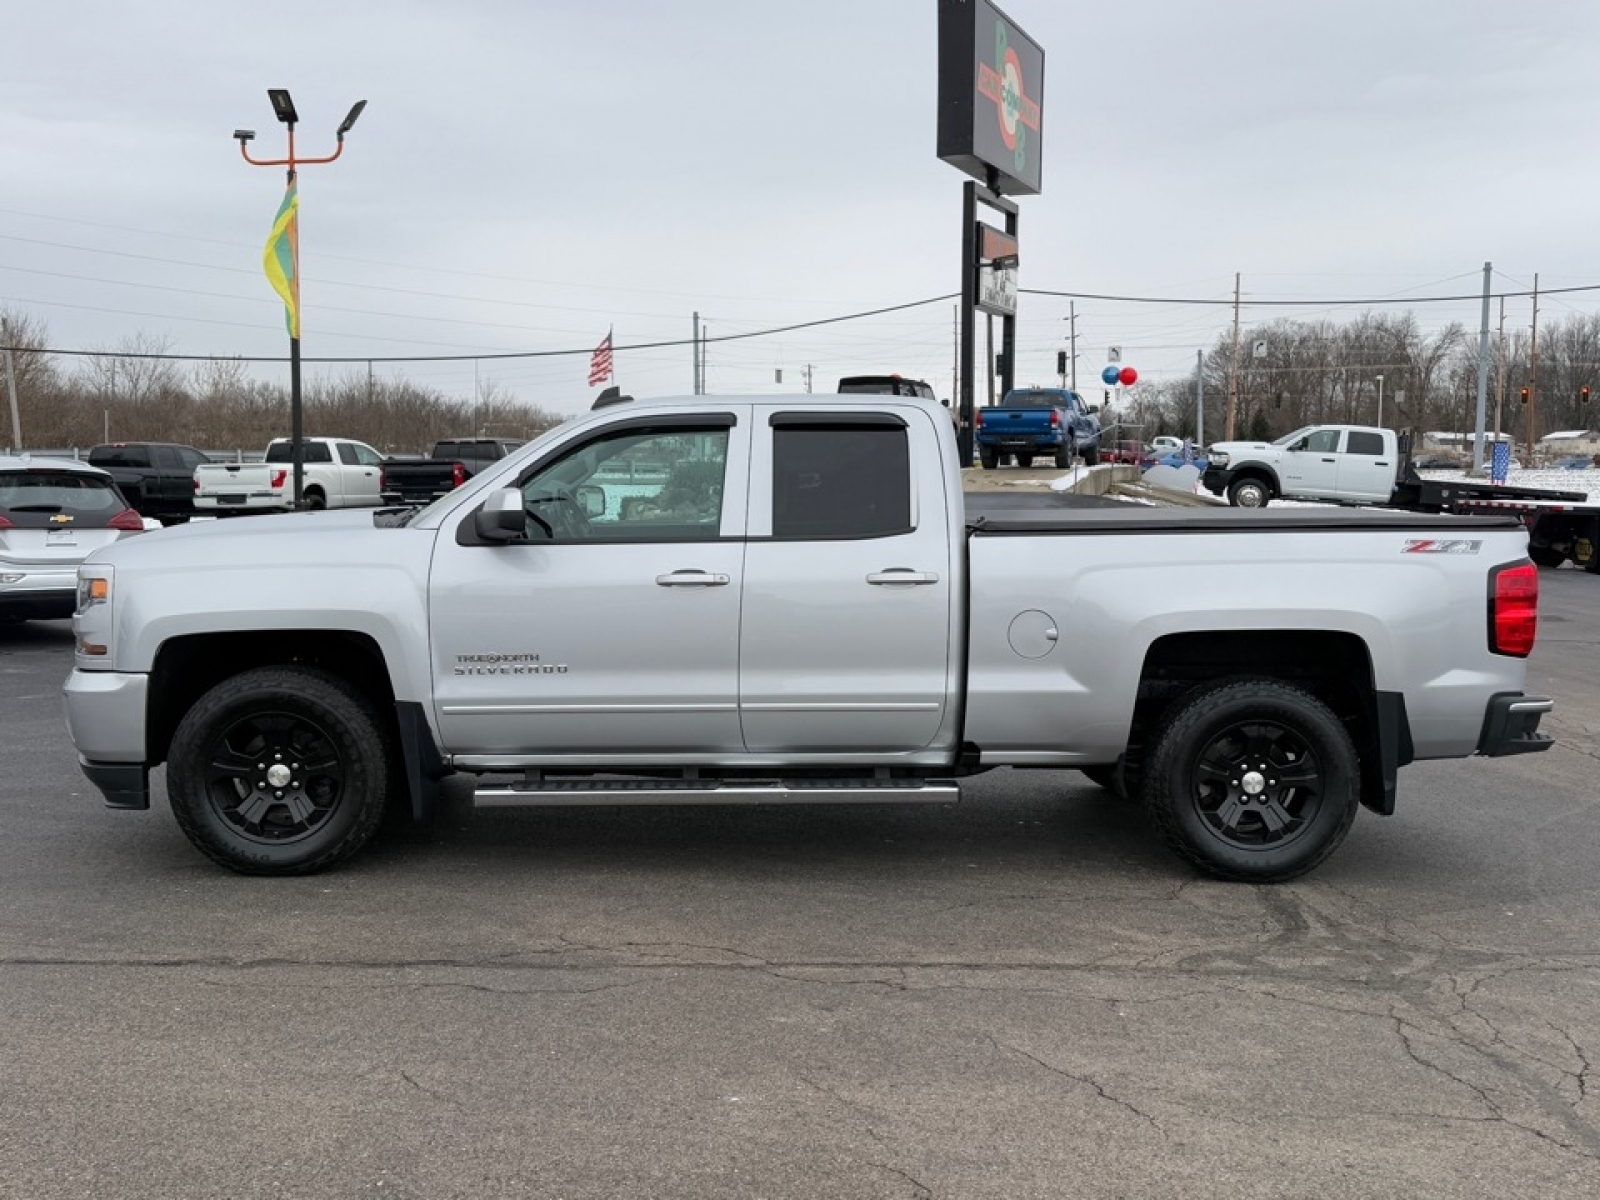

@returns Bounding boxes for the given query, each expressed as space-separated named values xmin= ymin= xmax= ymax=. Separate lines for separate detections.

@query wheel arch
xmin=1131 ymin=630 xmax=1409 ymax=816
xmin=1227 ymin=464 xmax=1279 ymax=498
xmin=148 ymin=630 xmax=396 ymax=770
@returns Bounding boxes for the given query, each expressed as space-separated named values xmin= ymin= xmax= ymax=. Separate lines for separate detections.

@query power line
xmin=1021 ymin=283 xmax=1600 ymax=306
xmin=1 ymin=293 xmax=963 ymax=363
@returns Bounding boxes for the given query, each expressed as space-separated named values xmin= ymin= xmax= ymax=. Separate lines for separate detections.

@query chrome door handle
xmin=867 ymin=569 xmax=940 ymax=586
xmin=656 ymin=571 xmax=730 ymax=587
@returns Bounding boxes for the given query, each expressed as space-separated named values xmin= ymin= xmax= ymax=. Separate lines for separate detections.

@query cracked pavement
xmin=3 ymin=570 xmax=1598 ymax=1199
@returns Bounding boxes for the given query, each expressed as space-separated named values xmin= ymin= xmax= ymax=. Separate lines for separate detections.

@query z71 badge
xmin=1402 ymin=539 xmax=1482 ymax=554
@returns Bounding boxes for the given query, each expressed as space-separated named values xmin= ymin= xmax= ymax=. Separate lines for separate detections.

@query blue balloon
xmin=1101 ymin=365 xmax=1121 ymax=386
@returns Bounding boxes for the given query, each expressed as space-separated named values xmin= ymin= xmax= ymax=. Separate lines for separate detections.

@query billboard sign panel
xmin=937 ymin=0 xmax=1045 ymax=195
xmin=975 ymin=223 xmax=1018 ymax=316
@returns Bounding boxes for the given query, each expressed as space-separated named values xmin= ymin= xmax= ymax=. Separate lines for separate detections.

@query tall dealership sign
xmin=937 ymin=0 xmax=1045 ymax=463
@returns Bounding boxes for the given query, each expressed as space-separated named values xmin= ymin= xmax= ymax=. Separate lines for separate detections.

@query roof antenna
xmin=592 ymin=386 xmax=633 ymax=410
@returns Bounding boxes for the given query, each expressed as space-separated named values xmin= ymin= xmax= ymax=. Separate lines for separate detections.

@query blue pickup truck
xmin=974 ymin=388 xmax=1102 ymax=470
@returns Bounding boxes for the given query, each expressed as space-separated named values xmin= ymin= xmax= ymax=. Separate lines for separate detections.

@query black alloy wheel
xmin=1142 ymin=679 xmax=1359 ymax=882
xmin=167 ymin=666 xmax=392 ymax=874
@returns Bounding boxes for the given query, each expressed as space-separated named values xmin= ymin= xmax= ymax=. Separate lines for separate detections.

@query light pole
xmin=234 ymin=89 xmax=366 ymax=509
xmin=1376 ymin=373 xmax=1385 ymax=427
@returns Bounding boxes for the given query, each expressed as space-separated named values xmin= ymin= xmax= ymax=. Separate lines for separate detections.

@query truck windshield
xmin=1272 ymin=427 xmax=1317 ymax=447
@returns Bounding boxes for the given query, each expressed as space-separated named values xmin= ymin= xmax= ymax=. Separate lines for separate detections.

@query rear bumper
xmin=194 ymin=495 xmax=287 ymax=512
xmin=976 ymin=435 xmax=1066 ymax=450
xmin=1477 ymin=692 xmax=1555 ymax=757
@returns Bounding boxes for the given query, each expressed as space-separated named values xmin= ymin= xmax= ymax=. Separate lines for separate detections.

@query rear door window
xmin=771 ymin=421 xmax=911 ymax=540
xmin=1346 ymin=431 xmax=1385 ymax=456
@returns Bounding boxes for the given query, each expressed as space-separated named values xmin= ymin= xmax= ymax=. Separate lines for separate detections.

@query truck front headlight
xmin=74 ymin=565 xmax=114 ymax=662
xmin=1209 ymin=451 xmax=1230 ymax=467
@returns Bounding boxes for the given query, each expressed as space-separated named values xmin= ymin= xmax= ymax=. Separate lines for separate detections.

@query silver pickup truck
xmin=64 ymin=394 xmax=1554 ymax=881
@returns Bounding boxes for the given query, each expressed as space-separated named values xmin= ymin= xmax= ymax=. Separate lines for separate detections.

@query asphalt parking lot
xmin=2 ymin=571 xmax=1598 ymax=1199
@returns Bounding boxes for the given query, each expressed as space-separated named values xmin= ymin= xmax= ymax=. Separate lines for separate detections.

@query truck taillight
xmin=270 ymin=469 xmax=288 ymax=489
xmin=379 ymin=465 xmax=388 ymax=492
xmin=974 ymin=409 xmax=985 ymax=427
xmin=1049 ymin=410 xmax=1061 ymax=427
xmin=1489 ymin=561 xmax=1538 ymax=657
xmin=452 ymin=462 xmax=467 ymax=488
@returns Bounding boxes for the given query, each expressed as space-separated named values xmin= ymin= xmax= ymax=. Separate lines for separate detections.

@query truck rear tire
xmin=1054 ymin=444 xmax=1074 ymax=469
xmin=979 ymin=446 xmax=999 ymax=470
xmin=1081 ymin=444 xmax=1100 ymax=466
xmin=1529 ymin=545 xmax=1565 ymax=568
xmin=166 ymin=666 xmax=394 ymax=875
xmin=1227 ymin=478 xmax=1271 ymax=508
xmin=303 ymin=489 xmax=327 ymax=511
xmin=1140 ymin=679 xmax=1359 ymax=883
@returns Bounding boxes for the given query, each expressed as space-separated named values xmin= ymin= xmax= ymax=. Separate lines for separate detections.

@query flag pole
xmin=235 ymin=90 xmax=366 ymax=510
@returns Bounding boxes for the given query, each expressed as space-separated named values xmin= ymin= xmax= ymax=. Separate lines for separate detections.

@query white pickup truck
xmin=1203 ymin=425 xmax=1403 ymax=507
xmin=193 ymin=436 xmax=385 ymax=514
xmin=65 ymin=394 xmax=1554 ymax=882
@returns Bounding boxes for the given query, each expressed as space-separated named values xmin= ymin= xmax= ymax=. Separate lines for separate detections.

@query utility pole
xmin=3 ymin=349 xmax=20 ymax=451
xmin=1528 ymin=273 xmax=1540 ymax=465
xmin=1196 ymin=348 xmax=1204 ymax=447
xmin=1068 ymin=301 xmax=1078 ymax=391
xmin=951 ymin=304 xmax=959 ymax=406
xmin=1494 ymin=296 xmax=1506 ymax=444
xmin=1226 ymin=272 xmax=1241 ymax=439
xmin=803 ymin=364 xmax=813 ymax=394
xmin=1472 ymin=261 xmax=1492 ymax=470
xmin=692 ymin=312 xmax=701 ymax=395
xmin=985 ymin=314 xmax=996 ymax=409
xmin=700 ymin=322 xmax=709 ymax=394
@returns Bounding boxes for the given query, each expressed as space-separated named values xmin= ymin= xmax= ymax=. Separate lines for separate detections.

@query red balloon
xmin=1118 ymin=366 xmax=1139 ymax=386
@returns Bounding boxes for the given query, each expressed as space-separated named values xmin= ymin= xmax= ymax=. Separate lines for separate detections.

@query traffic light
xmin=1056 ymin=350 xmax=1068 ymax=375
xmin=1582 ymin=385 xmax=1592 ymax=404
xmin=1519 ymin=386 xmax=1531 ymax=405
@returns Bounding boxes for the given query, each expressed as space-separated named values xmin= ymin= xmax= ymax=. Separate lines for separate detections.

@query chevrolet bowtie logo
xmin=50 ymin=514 xmax=74 ymax=524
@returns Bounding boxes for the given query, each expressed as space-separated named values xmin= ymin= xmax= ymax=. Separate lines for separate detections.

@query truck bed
xmin=965 ymin=500 xmax=1527 ymax=536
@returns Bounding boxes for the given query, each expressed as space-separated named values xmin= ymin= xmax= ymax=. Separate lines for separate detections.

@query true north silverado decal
xmin=455 ymin=653 xmax=568 ymax=676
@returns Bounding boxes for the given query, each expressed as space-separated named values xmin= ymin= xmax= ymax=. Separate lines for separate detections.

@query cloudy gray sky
xmin=4 ymin=0 xmax=1598 ymax=417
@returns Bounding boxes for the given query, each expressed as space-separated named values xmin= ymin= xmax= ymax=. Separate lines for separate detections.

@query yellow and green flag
xmin=263 ymin=175 xmax=300 ymax=339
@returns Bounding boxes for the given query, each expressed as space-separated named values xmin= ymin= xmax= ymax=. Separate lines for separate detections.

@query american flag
xmin=588 ymin=329 xmax=614 ymax=386
xmin=1491 ymin=440 xmax=1511 ymax=484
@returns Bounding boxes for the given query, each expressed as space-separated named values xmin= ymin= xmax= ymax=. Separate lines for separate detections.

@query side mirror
xmin=1087 ymin=405 xmax=1100 ymax=415
xmin=574 ymin=484 xmax=605 ymax=517
xmin=1290 ymin=439 xmax=1307 ymax=452
xmin=473 ymin=487 xmax=525 ymax=542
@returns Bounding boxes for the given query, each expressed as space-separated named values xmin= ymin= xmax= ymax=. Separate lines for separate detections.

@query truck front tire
xmin=1141 ymin=679 xmax=1360 ymax=883
xmin=1227 ymin=478 xmax=1271 ymax=508
xmin=166 ymin=666 xmax=394 ymax=875
xmin=1080 ymin=443 xmax=1100 ymax=466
